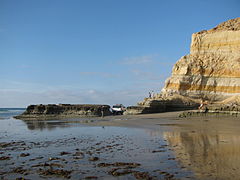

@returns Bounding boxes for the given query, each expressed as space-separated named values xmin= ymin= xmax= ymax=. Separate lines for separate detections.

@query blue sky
xmin=0 ymin=0 xmax=239 ymax=107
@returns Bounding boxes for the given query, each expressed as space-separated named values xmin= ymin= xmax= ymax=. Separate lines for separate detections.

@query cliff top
xmin=197 ymin=17 xmax=240 ymax=34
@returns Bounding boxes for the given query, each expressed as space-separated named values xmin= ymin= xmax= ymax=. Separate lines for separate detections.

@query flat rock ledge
xmin=14 ymin=104 xmax=112 ymax=119
xmin=179 ymin=104 xmax=240 ymax=118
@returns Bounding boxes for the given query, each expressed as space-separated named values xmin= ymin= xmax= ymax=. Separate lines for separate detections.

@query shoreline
xmin=16 ymin=109 xmax=240 ymax=130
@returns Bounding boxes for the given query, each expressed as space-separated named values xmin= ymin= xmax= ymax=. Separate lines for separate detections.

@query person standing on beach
xmin=199 ymin=99 xmax=208 ymax=110
xmin=101 ymin=106 xmax=104 ymax=118
xmin=149 ymin=92 xmax=152 ymax=98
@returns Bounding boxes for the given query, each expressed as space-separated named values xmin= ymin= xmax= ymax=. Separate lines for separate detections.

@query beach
xmin=1 ymin=110 xmax=240 ymax=179
xmin=1 ymin=2 xmax=239 ymax=179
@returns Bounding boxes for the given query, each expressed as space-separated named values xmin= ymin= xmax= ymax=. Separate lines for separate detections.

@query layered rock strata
xmin=125 ymin=17 xmax=240 ymax=115
xmin=15 ymin=104 xmax=112 ymax=119
xmin=162 ymin=17 xmax=240 ymax=101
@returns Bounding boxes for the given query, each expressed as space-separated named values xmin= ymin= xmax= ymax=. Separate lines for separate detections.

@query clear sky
xmin=0 ymin=0 xmax=239 ymax=107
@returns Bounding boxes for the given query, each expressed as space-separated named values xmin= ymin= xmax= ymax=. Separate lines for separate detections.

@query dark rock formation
xmin=15 ymin=104 xmax=112 ymax=119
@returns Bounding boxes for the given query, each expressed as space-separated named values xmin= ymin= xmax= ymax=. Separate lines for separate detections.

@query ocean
xmin=0 ymin=108 xmax=25 ymax=119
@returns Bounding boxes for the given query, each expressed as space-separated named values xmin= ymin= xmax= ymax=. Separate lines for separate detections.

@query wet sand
xmin=93 ymin=112 xmax=240 ymax=180
xmin=1 ymin=112 xmax=240 ymax=179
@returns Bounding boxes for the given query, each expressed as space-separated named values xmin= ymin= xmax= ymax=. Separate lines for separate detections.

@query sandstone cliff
xmin=125 ymin=17 xmax=240 ymax=114
xmin=162 ymin=17 xmax=240 ymax=101
xmin=15 ymin=104 xmax=112 ymax=119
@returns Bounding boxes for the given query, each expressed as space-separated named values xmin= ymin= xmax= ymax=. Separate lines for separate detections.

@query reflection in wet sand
xmin=1 ymin=117 xmax=195 ymax=179
xmin=4 ymin=112 xmax=240 ymax=179
xmin=21 ymin=119 xmax=88 ymax=130
xmin=23 ymin=120 xmax=69 ymax=130
xmin=164 ymin=130 xmax=240 ymax=179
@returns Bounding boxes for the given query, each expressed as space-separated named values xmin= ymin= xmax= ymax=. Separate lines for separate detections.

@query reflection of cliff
xmin=164 ymin=131 xmax=240 ymax=179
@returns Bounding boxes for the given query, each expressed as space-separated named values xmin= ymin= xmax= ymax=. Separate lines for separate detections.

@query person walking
xmin=199 ymin=99 xmax=204 ymax=110
xmin=152 ymin=90 xmax=154 ymax=98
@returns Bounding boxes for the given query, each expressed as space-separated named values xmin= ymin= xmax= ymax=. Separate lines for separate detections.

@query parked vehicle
xmin=112 ymin=104 xmax=126 ymax=115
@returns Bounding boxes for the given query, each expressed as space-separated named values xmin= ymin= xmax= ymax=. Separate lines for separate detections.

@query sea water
xmin=0 ymin=108 xmax=195 ymax=179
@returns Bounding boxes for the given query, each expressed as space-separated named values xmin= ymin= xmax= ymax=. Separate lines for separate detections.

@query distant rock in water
xmin=15 ymin=104 xmax=112 ymax=119
xmin=125 ymin=17 xmax=240 ymax=115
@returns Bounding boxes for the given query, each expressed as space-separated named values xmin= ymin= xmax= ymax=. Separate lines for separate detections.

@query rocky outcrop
xmin=15 ymin=104 xmax=112 ymax=119
xmin=179 ymin=96 xmax=240 ymax=117
xmin=125 ymin=94 xmax=199 ymax=115
xmin=125 ymin=17 xmax=240 ymax=115
xmin=162 ymin=17 xmax=240 ymax=101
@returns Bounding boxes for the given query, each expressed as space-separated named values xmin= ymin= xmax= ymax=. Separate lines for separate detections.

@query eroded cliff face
xmin=162 ymin=17 xmax=240 ymax=102
xmin=124 ymin=18 xmax=240 ymax=115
